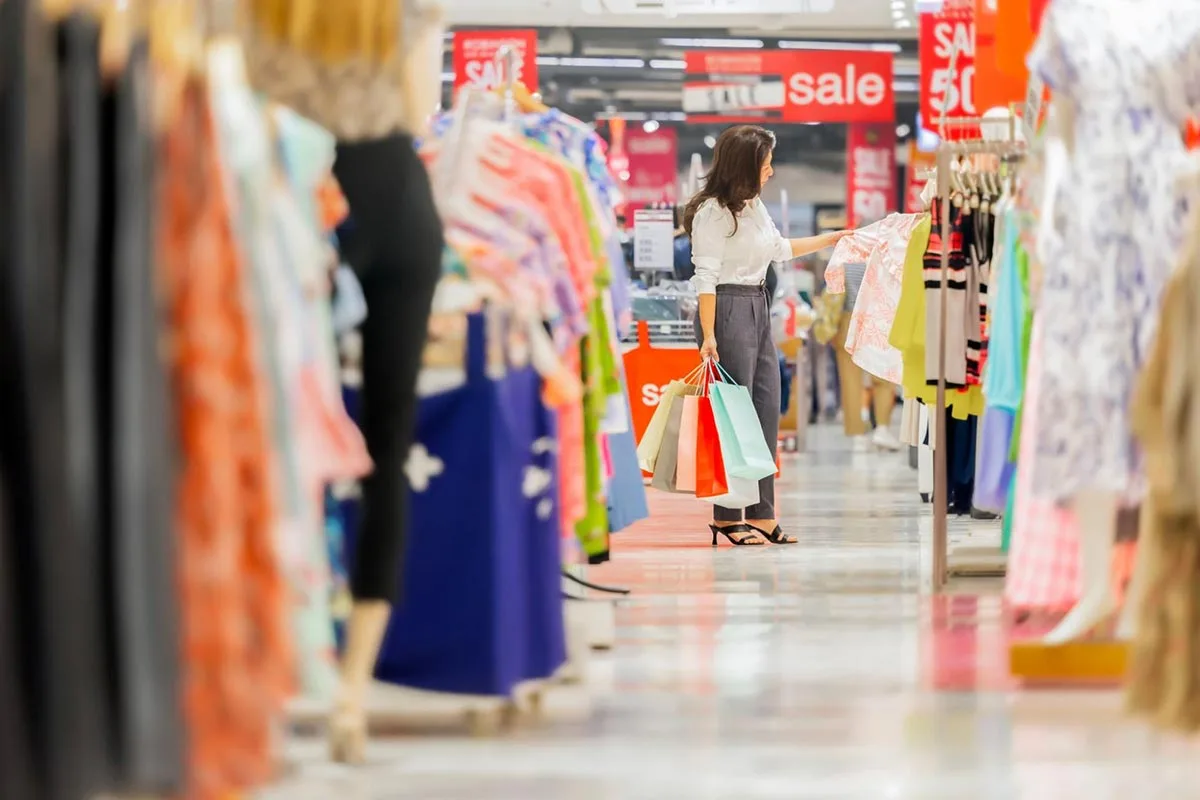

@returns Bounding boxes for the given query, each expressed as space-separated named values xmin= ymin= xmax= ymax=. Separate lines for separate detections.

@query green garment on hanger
xmin=1001 ymin=468 xmax=1017 ymax=553
xmin=1009 ymin=245 xmax=1034 ymax=463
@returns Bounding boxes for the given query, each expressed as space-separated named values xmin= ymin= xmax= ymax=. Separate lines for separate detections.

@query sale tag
xmin=920 ymin=3 xmax=977 ymax=135
xmin=452 ymin=30 xmax=538 ymax=94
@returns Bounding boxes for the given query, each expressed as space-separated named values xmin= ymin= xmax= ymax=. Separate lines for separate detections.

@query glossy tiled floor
xmin=270 ymin=427 xmax=1200 ymax=800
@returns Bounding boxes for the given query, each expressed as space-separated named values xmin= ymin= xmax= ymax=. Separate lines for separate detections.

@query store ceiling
xmin=443 ymin=0 xmax=920 ymax=36
xmin=441 ymin=22 xmax=922 ymax=166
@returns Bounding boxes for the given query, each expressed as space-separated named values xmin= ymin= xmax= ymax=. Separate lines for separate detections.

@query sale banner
xmin=684 ymin=50 xmax=894 ymax=125
xmin=974 ymin=0 xmax=1026 ymax=112
xmin=920 ymin=1 xmax=977 ymax=135
xmin=905 ymin=141 xmax=937 ymax=213
xmin=452 ymin=29 xmax=538 ymax=94
xmin=846 ymin=123 xmax=896 ymax=228
xmin=624 ymin=127 xmax=679 ymax=213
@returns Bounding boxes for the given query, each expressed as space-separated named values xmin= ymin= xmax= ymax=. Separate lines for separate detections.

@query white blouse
xmin=690 ymin=197 xmax=792 ymax=296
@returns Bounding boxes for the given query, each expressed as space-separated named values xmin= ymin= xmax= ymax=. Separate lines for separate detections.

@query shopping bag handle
xmin=708 ymin=359 xmax=741 ymax=387
xmin=681 ymin=360 xmax=708 ymax=386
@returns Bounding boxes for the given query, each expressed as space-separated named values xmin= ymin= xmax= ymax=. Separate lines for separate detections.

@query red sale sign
xmin=684 ymin=50 xmax=894 ymax=124
xmin=452 ymin=29 xmax=538 ymax=94
xmin=920 ymin=3 xmax=976 ymax=132
xmin=624 ymin=128 xmax=679 ymax=213
xmin=846 ymin=124 xmax=896 ymax=229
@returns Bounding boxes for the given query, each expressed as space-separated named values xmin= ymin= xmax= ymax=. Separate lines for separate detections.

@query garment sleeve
xmin=823 ymin=220 xmax=881 ymax=293
xmin=767 ymin=213 xmax=793 ymax=263
xmin=689 ymin=201 xmax=732 ymax=296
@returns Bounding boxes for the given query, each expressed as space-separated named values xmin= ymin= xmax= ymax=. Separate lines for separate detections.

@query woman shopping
xmin=686 ymin=125 xmax=852 ymax=546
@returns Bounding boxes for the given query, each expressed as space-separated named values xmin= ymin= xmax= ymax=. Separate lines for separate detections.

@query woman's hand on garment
xmin=700 ymin=335 xmax=720 ymax=362
xmin=827 ymin=229 xmax=854 ymax=246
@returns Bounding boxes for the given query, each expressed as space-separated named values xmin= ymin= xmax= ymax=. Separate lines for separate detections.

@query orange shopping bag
xmin=694 ymin=395 xmax=729 ymax=499
xmin=675 ymin=395 xmax=699 ymax=492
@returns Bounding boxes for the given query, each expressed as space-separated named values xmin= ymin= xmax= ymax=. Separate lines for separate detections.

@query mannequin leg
xmin=329 ymin=134 xmax=443 ymax=761
xmin=1116 ymin=506 xmax=1153 ymax=640
xmin=329 ymin=602 xmax=391 ymax=763
xmin=1044 ymin=490 xmax=1120 ymax=645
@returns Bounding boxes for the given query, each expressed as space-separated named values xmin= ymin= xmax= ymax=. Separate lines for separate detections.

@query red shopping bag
xmin=694 ymin=396 xmax=730 ymax=499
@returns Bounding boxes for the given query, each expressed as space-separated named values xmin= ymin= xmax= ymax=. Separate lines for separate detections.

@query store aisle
xmin=271 ymin=428 xmax=1198 ymax=800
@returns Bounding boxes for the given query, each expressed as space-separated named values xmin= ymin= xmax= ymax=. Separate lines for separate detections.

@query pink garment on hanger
xmin=825 ymin=213 xmax=923 ymax=384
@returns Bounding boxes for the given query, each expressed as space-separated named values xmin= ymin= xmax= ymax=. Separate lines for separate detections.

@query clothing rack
xmin=493 ymin=46 xmax=633 ymax=599
xmin=931 ymin=119 xmax=1026 ymax=589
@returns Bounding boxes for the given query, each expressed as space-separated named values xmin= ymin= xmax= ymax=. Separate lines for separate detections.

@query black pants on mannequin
xmin=333 ymin=133 xmax=443 ymax=603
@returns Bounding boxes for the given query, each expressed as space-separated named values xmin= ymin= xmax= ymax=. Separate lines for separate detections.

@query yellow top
xmin=889 ymin=213 xmax=984 ymax=421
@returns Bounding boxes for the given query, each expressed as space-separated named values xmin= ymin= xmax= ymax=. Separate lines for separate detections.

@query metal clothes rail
xmin=930 ymin=116 xmax=1026 ymax=589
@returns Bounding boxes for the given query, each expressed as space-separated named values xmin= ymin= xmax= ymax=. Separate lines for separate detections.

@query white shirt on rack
xmin=689 ymin=197 xmax=792 ymax=296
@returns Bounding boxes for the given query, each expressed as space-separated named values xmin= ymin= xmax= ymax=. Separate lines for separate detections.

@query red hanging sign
xmin=974 ymin=0 xmax=1026 ymax=111
xmin=1030 ymin=0 xmax=1050 ymax=32
xmin=623 ymin=127 xmax=679 ymax=213
xmin=846 ymin=123 xmax=897 ymax=229
xmin=683 ymin=50 xmax=895 ymax=125
xmin=995 ymin=0 xmax=1035 ymax=78
xmin=920 ymin=3 xmax=977 ymax=132
xmin=452 ymin=29 xmax=538 ymax=94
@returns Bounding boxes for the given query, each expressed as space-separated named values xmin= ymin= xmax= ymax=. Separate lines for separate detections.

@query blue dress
xmin=1028 ymin=0 xmax=1200 ymax=503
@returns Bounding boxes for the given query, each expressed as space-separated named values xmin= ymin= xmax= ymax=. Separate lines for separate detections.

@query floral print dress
xmin=1027 ymin=0 xmax=1200 ymax=503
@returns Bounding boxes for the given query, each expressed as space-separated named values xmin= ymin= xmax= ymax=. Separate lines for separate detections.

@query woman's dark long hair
xmin=682 ymin=125 xmax=776 ymax=237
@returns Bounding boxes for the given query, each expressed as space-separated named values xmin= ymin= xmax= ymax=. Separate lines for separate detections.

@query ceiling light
xmin=650 ymin=59 xmax=687 ymax=70
xmin=893 ymin=79 xmax=919 ymax=92
xmin=704 ymin=134 xmax=717 ymax=148
xmin=440 ymin=71 xmax=454 ymax=83
xmin=895 ymin=19 xmax=914 ymax=27
xmin=643 ymin=120 xmax=661 ymax=133
xmin=660 ymin=38 xmax=764 ymax=49
xmin=778 ymin=40 xmax=902 ymax=53
xmin=891 ymin=0 xmax=906 ymax=7
xmin=896 ymin=123 xmax=912 ymax=137
xmin=536 ymin=56 xmax=646 ymax=68
xmin=892 ymin=8 xmax=906 ymax=18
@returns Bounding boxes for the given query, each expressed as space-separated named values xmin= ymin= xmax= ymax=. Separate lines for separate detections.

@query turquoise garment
xmin=983 ymin=209 xmax=1027 ymax=413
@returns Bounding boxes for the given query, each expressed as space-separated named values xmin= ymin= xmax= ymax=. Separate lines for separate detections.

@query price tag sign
xmin=633 ymin=209 xmax=676 ymax=272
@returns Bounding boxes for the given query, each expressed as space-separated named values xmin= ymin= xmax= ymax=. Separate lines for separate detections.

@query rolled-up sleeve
xmin=768 ymin=217 xmax=793 ymax=263
xmin=689 ymin=201 xmax=728 ymax=296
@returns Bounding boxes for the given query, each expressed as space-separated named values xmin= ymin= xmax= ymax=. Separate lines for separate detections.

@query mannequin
xmin=242 ymin=0 xmax=447 ymax=762
xmin=1027 ymin=2 xmax=1200 ymax=644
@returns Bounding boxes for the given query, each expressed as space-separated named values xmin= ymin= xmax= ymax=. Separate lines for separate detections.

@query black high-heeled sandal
xmin=746 ymin=524 xmax=797 ymax=545
xmin=709 ymin=523 xmax=765 ymax=547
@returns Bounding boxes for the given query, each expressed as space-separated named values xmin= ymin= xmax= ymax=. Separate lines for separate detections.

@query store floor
xmin=272 ymin=426 xmax=1200 ymax=799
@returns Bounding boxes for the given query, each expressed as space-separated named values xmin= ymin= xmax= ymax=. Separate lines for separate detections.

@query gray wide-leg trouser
xmin=694 ymin=283 xmax=780 ymax=521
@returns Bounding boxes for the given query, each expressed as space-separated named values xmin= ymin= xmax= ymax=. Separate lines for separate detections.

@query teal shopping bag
xmin=708 ymin=363 xmax=776 ymax=481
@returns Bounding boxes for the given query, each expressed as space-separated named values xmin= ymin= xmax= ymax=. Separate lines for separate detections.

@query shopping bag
xmin=709 ymin=365 xmax=776 ymax=480
xmin=637 ymin=379 xmax=698 ymax=472
xmin=675 ymin=395 xmax=700 ymax=492
xmin=650 ymin=398 xmax=686 ymax=492
xmin=694 ymin=395 xmax=730 ymax=499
